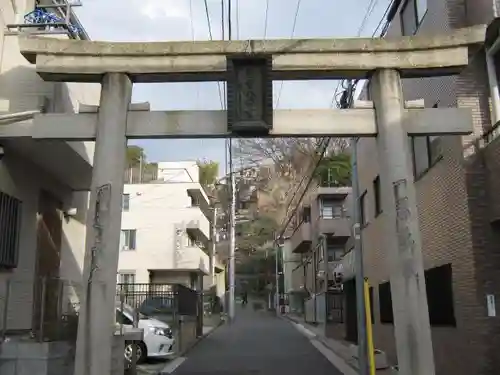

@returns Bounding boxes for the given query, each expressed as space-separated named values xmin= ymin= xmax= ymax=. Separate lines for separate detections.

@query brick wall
xmin=356 ymin=1 xmax=500 ymax=374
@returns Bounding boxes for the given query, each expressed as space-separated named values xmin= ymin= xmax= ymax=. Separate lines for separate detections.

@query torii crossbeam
xmin=3 ymin=24 xmax=486 ymax=375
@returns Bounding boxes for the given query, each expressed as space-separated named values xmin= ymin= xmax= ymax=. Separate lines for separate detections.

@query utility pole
xmin=210 ymin=207 xmax=217 ymax=285
xmin=343 ymin=80 xmax=370 ymax=375
xmin=138 ymin=152 xmax=143 ymax=183
xmin=226 ymin=0 xmax=236 ymax=323
xmin=275 ymin=245 xmax=280 ymax=314
xmin=321 ymin=234 xmax=328 ymax=332
xmin=228 ymin=146 xmax=236 ymax=321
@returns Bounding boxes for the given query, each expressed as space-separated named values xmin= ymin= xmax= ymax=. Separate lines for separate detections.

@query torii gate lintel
xmin=11 ymin=26 xmax=486 ymax=375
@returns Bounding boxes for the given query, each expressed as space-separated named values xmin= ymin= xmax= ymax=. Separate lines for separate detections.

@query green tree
xmin=126 ymin=145 xmax=145 ymax=167
xmin=197 ymin=160 xmax=219 ymax=187
xmin=236 ymin=215 xmax=278 ymax=255
xmin=314 ymin=152 xmax=352 ymax=186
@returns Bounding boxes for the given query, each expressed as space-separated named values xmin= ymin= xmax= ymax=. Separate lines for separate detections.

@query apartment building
xmin=0 ymin=1 xmax=100 ymax=374
xmin=353 ymin=1 xmax=500 ymax=374
xmin=286 ymin=184 xmax=352 ymax=330
xmin=118 ymin=161 xmax=225 ymax=297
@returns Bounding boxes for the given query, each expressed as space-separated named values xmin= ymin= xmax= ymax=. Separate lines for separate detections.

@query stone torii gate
xmin=8 ymin=25 xmax=485 ymax=375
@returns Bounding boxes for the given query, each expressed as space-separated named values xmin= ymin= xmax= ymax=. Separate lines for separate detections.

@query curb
xmin=281 ymin=314 xmax=360 ymax=374
xmin=158 ymin=320 xmax=225 ymax=375
xmin=179 ymin=320 xmax=225 ymax=357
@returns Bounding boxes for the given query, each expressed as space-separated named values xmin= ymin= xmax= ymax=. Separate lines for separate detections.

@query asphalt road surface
xmin=167 ymin=306 xmax=343 ymax=375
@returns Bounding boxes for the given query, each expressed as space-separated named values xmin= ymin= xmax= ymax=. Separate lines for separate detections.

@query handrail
xmin=482 ymin=120 xmax=500 ymax=145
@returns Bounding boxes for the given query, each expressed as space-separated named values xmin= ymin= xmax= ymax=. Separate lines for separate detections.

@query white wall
xmin=283 ymin=240 xmax=301 ymax=293
xmin=119 ymin=183 xmax=211 ymax=283
xmin=157 ymin=161 xmax=199 ymax=183
xmin=0 ymin=1 xmax=98 ymax=165
xmin=0 ymin=152 xmax=88 ymax=330
xmin=0 ymin=1 xmax=95 ymax=328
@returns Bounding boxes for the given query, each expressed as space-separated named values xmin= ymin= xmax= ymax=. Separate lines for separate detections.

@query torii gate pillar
xmin=372 ymin=69 xmax=435 ymax=375
xmin=74 ymin=73 xmax=132 ymax=375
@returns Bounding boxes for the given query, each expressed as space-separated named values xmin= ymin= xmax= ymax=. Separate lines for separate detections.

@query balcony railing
xmin=316 ymin=210 xmax=351 ymax=238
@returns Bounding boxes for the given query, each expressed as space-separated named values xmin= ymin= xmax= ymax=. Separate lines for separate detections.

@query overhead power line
xmin=204 ymin=0 xmax=224 ymax=109
xmin=275 ymin=0 xmax=303 ymax=109
xmin=276 ymin=138 xmax=331 ymax=241
xmin=263 ymin=0 xmax=270 ymax=38
xmin=278 ymin=0 xmax=397 ymax=240
xmin=330 ymin=0 xmax=396 ymax=108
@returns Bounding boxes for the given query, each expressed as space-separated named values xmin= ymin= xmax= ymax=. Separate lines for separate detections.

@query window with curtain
xmin=320 ymin=198 xmax=344 ymax=219
xmin=122 ymin=194 xmax=130 ymax=212
xmin=121 ymin=229 xmax=137 ymax=250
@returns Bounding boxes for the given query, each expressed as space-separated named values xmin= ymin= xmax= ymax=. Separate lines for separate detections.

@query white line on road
xmin=310 ymin=339 xmax=358 ymax=375
xmin=161 ymin=357 xmax=187 ymax=374
xmin=291 ymin=322 xmax=317 ymax=339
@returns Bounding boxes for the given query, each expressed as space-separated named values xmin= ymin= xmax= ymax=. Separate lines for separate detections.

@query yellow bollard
xmin=364 ymin=278 xmax=376 ymax=375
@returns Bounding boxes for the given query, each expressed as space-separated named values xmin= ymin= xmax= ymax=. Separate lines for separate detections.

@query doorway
xmin=33 ymin=190 xmax=63 ymax=340
xmin=344 ymin=278 xmax=358 ymax=343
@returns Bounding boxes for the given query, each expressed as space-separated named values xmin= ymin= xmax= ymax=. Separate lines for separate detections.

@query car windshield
xmin=139 ymin=296 xmax=174 ymax=316
xmin=119 ymin=303 xmax=146 ymax=320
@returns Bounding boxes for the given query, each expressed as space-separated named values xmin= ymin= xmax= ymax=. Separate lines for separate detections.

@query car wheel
xmin=124 ymin=341 xmax=147 ymax=364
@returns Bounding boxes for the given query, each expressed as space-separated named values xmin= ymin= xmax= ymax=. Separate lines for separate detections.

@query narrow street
xmin=167 ymin=306 xmax=343 ymax=375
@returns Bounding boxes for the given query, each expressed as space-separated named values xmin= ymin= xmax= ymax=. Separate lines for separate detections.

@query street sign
xmin=227 ymin=56 xmax=273 ymax=136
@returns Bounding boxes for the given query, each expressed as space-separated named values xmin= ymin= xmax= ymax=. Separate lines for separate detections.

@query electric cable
xmin=263 ymin=0 xmax=270 ymax=38
xmin=329 ymin=0 xmax=396 ymax=108
xmin=274 ymin=0 xmax=303 ymax=109
xmin=277 ymin=0 xmax=396 ymax=241
xmin=203 ymin=0 xmax=224 ymax=110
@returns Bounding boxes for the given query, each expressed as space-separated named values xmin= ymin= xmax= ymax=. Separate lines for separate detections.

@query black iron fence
xmin=116 ymin=283 xmax=200 ymax=317
xmin=1 ymin=277 xmax=81 ymax=343
xmin=327 ymin=290 xmax=344 ymax=323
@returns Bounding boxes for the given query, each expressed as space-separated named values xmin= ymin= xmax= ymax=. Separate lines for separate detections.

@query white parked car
xmin=116 ymin=302 xmax=175 ymax=364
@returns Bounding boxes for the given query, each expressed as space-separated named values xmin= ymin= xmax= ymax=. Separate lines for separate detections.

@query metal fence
xmin=1 ymin=277 xmax=82 ymax=343
xmin=327 ymin=290 xmax=345 ymax=323
xmin=116 ymin=283 xmax=200 ymax=317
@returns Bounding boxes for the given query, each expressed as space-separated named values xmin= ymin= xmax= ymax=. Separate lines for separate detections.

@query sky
xmin=74 ymin=0 xmax=392 ymax=172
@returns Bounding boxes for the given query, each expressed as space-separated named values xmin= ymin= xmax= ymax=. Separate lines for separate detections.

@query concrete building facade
xmin=0 ymin=1 xmax=99 ymax=374
xmin=0 ymin=0 xmax=97 ymax=334
xmin=355 ymin=1 xmax=500 ymax=374
xmin=286 ymin=185 xmax=352 ymax=327
xmin=118 ymin=161 xmax=225 ymax=296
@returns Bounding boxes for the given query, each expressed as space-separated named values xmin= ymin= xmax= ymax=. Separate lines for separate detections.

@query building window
xmin=321 ymin=199 xmax=344 ymax=219
xmin=409 ymin=103 xmax=442 ymax=178
xmin=121 ymin=229 xmax=137 ymax=250
xmin=122 ymin=194 xmax=130 ymax=212
xmin=118 ymin=272 xmax=136 ymax=297
xmin=119 ymin=272 xmax=136 ymax=285
xmin=360 ymin=191 xmax=368 ymax=226
xmin=410 ymin=135 xmax=442 ymax=178
xmin=368 ymin=286 xmax=375 ymax=323
xmin=187 ymin=233 xmax=196 ymax=247
xmin=373 ymin=176 xmax=381 ymax=216
xmin=302 ymin=206 xmax=311 ymax=223
xmin=400 ymin=0 xmax=427 ymax=36
xmin=0 ymin=191 xmax=22 ymax=269
xmin=379 ymin=281 xmax=394 ymax=324
xmin=425 ymin=263 xmax=456 ymax=326
xmin=327 ymin=245 xmax=344 ymax=262
xmin=377 ymin=265 xmax=456 ymax=326
xmin=416 ymin=0 xmax=428 ymax=23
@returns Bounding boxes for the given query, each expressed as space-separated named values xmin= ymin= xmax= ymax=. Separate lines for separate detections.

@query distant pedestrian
xmin=241 ymin=291 xmax=248 ymax=306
